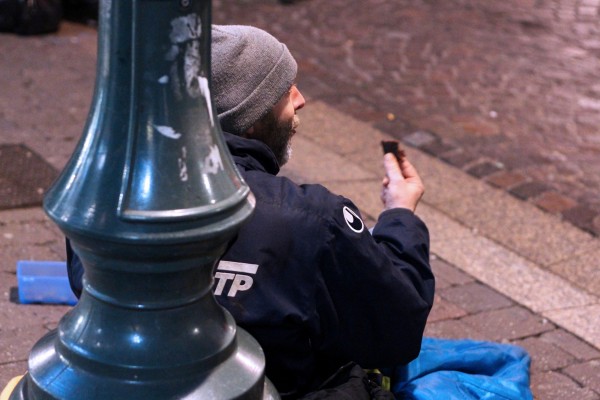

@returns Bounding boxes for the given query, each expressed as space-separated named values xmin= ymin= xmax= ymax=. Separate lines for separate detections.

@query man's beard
xmin=253 ymin=112 xmax=299 ymax=167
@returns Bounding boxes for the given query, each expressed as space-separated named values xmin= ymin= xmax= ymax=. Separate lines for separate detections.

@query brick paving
xmin=1 ymin=1 xmax=600 ymax=398
xmin=213 ymin=0 xmax=600 ymax=236
xmin=428 ymin=257 xmax=600 ymax=399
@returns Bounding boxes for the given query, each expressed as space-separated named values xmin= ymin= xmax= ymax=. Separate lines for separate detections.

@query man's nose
xmin=291 ymin=86 xmax=305 ymax=111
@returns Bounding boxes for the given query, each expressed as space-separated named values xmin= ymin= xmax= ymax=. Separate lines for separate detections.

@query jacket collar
xmin=223 ymin=131 xmax=280 ymax=175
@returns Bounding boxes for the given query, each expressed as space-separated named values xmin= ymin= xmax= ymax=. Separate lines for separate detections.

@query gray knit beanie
xmin=211 ymin=25 xmax=298 ymax=135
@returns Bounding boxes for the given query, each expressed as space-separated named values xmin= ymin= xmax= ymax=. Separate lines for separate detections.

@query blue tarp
xmin=389 ymin=337 xmax=533 ymax=400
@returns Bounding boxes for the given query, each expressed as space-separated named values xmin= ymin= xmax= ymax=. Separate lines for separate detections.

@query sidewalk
xmin=1 ymin=19 xmax=599 ymax=400
xmin=284 ymin=100 xmax=600 ymax=399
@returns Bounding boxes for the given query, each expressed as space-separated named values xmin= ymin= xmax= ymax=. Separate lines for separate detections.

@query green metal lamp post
xmin=9 ymin=0 xmax=278 ymax=398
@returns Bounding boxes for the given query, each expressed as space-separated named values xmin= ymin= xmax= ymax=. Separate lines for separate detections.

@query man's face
xmin=249 ymin=85 xmax=305 ymax=166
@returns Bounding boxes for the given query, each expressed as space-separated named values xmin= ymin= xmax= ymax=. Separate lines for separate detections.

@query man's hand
xmin=381 ymin=153 xmax=425 ymax=212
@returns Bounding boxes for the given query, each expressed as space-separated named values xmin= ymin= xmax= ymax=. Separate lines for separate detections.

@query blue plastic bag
xmin=389 ymin=337 xmax=533 ymax=400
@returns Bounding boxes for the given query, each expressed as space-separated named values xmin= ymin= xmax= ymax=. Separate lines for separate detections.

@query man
xmin=67 ymin=25 xmax=435 ymax=399
xmin=209 ymin=25 xmax=434 ymax=398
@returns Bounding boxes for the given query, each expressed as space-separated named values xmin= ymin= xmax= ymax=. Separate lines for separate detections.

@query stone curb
xmin=282 ymin=99 xmax=600 ymax=351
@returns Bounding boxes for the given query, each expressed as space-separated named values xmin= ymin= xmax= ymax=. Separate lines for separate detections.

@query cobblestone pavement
xmin=213 ymin=0 xmax=600 ymax=236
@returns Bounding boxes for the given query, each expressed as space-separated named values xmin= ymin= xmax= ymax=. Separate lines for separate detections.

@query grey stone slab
xmin=441 ymin=186 xmax=597 ymax=268
xmin=417 ymin=204 xmax=475 ymax=243
xmin=427 ymin=213 xmax=598 ymax=313
xmin=547 ymin=247 xmax=600 ymax=296
xmin=438 ymin=282 xmax=513 ymax=314
xmin=531 ymin=371 xmax=600 ymax=400
xmin=544 ymin=305 xmax=600 ymax=352
xmin=296 ymin=101 xmax=432 ymax=187
xmin=411 ymin=152 xmax=494 ymax=207
xmin=299 ymin=100 xmax=385 ymax=160
xmin=461 ymin=306 xmax=554 ymax=342
xmin=280 ymin=135 xmax=376 ymax=184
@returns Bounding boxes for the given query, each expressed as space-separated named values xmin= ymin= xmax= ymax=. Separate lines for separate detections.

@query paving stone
xmin=545 ymin=248 xmax=600 ymax=301
xmin=450 ymin=115 xmax=500 ymax=137
xmin=534 ymin=191 xmax=578 ymax=214
xmin=0 ymin=217 xmax=57 ymax=247
xmin=540 ymin=329 xmax=600 ymax=361
xmin=466 ymin=161 xmax=504 ymax=178
xmin=424 ymin=319 xmax=484 ymax=341
xmin=440 ymin=182 xmax=597 ymax=268
xmin=0 ymin=324 xmax=50 ymax=364
xmin=562 ymin=204 xmax=600 ymax=236
xmin=563 ymin=360 xmax=600 ymax=394
xmin=419 ymin=140 xmax=457 ymax=158
xmin=485 ymin=171 xmax=528 ymax=189
xmin=430 ymin=257 xmax=474 ymax=290
xmin=402 ymin=130 xmax=437 ymax=148
xmin=512 ymin=336 xmax=576 ymax=372
xmin=531 ymin=371 xmax=600 ymax=400
xmin=0 ymin=361 xmax=27 ymax=391
xmin=461 ymin=306 xmax=554 ymax=342
xmin=544 ymin=305 xmax=600 ymax=352
xmin=440 ymin=150 xmax=481 ymax=169
xmin=427 ymin=295 xmax=467 ymax=323
xmin=509 ymin=181 xmax=551 ymax=200
xmin=0 ymin=302 xmax=70 ymax=333
xmin=438 ymin=282 xmax=513 ymax=314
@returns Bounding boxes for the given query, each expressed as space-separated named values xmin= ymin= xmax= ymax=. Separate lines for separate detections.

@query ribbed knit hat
xmin=211 ymin=25 xmax=298 ymax=135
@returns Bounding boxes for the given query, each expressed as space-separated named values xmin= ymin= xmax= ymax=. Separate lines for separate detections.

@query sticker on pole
xmin=343 ymin=206 xmax=364 ymax=233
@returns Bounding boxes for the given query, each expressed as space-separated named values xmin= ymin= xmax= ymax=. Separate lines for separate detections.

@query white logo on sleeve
xmin=343 ymin=206 xmax=364 ymax=233
xmin=214 ymin=261 xmax=259 ymax=297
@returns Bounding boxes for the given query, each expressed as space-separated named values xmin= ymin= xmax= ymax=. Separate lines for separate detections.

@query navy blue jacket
xmin=215 ymin=133 xmax=434 ymax=397
xmin=67 ymin=132 xmax=435 ymax=398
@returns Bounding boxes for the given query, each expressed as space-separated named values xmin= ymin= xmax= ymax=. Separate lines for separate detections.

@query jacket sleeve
xmin=314 ymin=198 xmax=434 ymax=368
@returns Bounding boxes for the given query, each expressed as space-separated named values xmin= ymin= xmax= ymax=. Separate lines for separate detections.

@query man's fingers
xmin=383 ymin=153 xmax=403 ymax=181
xmin=398 ymin=157 xmax=422 ymax=182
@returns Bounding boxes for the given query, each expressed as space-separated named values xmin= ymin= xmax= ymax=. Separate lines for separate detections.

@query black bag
xmin=300 ymin=363 xmax=395 ymax=400
xmin=17 ymin=0 xmax=62 ymax=35
xmin=61 ymin=0 xmax=97 ymax=24
xmin=0 ymin=0 xmax=62 ymax=35
xmin=0 ymin=0 xmax=19 ymax=31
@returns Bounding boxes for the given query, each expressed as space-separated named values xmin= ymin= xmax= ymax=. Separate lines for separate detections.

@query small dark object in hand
xmin=381 ymin=140 xmax=406 ymax=162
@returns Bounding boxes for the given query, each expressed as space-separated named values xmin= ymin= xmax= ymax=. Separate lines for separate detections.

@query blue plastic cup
xmin=16 ymin=261 xmax=78 ymax=305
